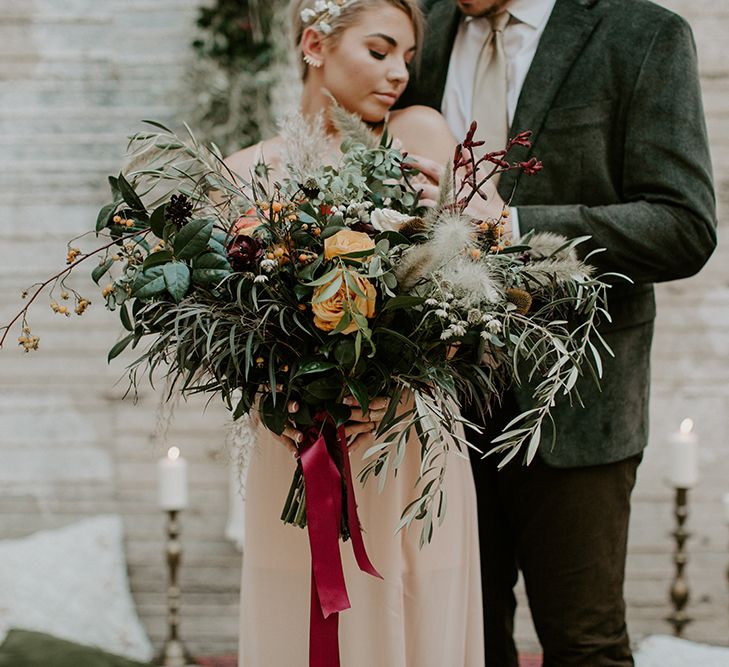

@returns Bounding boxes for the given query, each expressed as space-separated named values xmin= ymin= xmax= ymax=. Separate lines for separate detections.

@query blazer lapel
xmin=500 ymin=0 xmax=603 ymax=197
xmin=419 ymin=0 xmax=460 ymax=108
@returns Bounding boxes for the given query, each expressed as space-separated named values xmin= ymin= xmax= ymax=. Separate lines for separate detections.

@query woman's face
xmin=319 ymin=5 xmax=416 ymax=122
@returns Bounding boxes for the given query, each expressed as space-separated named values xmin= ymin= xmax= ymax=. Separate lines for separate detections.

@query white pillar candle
xmin=722 ymin=492 xmax=729 ymax=525
xmin=158 ymin=446 xmax=189 ymax=510
xmin=668 ymin=418 xmax=699 ymax=489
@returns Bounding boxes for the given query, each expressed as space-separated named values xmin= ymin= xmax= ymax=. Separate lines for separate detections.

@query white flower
xmin=260 ymin=259 xmax=278 ymax=273
xmin=370 ymin=207 xmax=416 ymax=233
xmin=319 ymin=21 xmax=332 ymax=34
xmin=487 ymin=319 xmax=502 ymax=334
xmin=440 ymin=330 xmax=453 ymax=341
xmin=254 ymin=275 xmax=269 ymax=283
xmin=314 ymin=0 xmax=327 ymax=11
xmin=328 ymin=2 xmax=341 ymax=17
xmin=450 ymin=324 xmax=466 ymax=337
xmin=434 ymin=309 xmax=449 ymax=318
xmin=425 ymin=298 xmax=438 ymax=306
xmin=467 ymin=308 xmax=482 ymax=324
xmin=300 ymin=8 xmax=316 ymax=22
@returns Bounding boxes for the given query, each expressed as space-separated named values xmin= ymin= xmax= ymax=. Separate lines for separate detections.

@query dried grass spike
xmin=325 ymin=91 xmax=380 ymax=149
xmin=280 ymin=111 xmax=329 ymax=179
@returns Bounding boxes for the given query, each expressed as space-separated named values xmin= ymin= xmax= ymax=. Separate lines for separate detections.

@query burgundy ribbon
xmin=299 ymin=413 xmax=382 ymax=667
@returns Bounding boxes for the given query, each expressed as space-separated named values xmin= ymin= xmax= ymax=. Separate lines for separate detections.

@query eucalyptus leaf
xmin=131 ymin=266 xmax=166 ymax=299
xmin=163 ymin=262 xmax=191 ymax=303
xmin=320 ymin=225 xmax=346 ymax=240
xmin=119 ymin=303 xmax=133 ymax=332
xmin=107 ymin=333 xmax=134 ymax=362
xmin=312 ymin=274 xmax=342 ymax=303
xmin=117 ymin=173 xmax=146 ymax=212
xmin=303 ymin=375 xmax=341 ymax=400
xmin=91 ymin=258 xmax=114 ymax=285
xmin=192 ymin=252 xmax=232 ymax=285
xmin=344 ymin=376 xmax=369 ymax=414
xmin=96 ymin=203 xmax=116 ymax=232
xmin=174 ymin=218 xmax=213 ymax=260
xmin=143 ymin=250 xmax=173 ymax=270
xmin=149 ymin=204 xmax=167 ymax=238
xmin=259 ymin=393 xmax=287 ymax=434
xmin=293 ymin=360 xmax=337 ymax=377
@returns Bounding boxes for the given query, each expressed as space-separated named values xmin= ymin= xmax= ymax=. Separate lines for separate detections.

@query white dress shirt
xmin=441 ymin=0 xmax=557 ymax=236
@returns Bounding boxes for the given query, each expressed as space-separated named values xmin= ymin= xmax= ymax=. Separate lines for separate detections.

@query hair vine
xmin=300 ymin=0 xmax=357 ymax=35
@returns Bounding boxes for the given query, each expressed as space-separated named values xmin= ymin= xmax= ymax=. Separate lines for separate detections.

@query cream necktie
xmin=472 ymin=11 xmax=511 ymax=155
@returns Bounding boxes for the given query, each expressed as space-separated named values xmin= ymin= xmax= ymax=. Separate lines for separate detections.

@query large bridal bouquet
xmin=3 ymin=109 xmax=616 ymax=539
xmin=2 ymin=107 xmax=617 ymax=664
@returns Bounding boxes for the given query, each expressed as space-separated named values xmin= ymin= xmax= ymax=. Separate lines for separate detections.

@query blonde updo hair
xmin=289 ymin=0 xmax=424 ymax=79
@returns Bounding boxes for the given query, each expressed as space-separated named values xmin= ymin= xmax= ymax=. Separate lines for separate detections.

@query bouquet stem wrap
xmin=299 ymin=412 xmax=381 ymax=667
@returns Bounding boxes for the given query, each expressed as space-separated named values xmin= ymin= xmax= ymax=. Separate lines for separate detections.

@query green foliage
xmin=80 ymin=119 xmax=617 ymax=548
xmin=186 ymin=0 xmax=289 ymax=152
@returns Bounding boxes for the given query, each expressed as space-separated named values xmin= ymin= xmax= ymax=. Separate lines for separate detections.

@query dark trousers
xmin=468 ymin=398 xmax=640 ymax=667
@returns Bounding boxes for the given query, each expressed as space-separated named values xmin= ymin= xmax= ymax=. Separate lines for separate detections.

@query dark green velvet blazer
xmin=399 ymin=0 xmax=717 ymax=467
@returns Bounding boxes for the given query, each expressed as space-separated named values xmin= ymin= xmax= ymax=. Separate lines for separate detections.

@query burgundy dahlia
xmin=227 ymin=234 xmax=263 ymax=272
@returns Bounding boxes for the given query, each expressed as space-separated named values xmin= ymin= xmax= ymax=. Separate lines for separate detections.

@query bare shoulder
xmin=224 ymin=136 xmax=284 ymax=182
xmin=387 ymin=105 xmax=456 ymax=164
xmin=388 ymin=105 xmax=450 ymax=134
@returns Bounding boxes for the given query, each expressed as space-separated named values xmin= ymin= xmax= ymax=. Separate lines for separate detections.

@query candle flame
xmin=167 ymin=446 xmax=181 ymax=461
xmin=680 ymin=418 xmax=694 ymax=435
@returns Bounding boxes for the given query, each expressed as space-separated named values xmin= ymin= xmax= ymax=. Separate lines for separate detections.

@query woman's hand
xmin=403 ymin=154 xmax=443 ymax=208
xmin=342 ymin=395 xmax=390 ymax=453
xmin=258 ymin=395 xmax=389 ymax=456
xmin=253 ymin=399 xmax=303 ymax=457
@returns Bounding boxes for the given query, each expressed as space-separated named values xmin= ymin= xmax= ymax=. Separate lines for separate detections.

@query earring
xmin=303 ymin=53 xmax=322 ymax=69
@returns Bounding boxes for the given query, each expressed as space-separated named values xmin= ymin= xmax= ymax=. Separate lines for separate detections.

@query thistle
xmin=505 ymin=287 xmax=533 ymax=315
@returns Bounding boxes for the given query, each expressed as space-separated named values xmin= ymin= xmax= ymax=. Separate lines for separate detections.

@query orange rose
xmin=324 ymin=229 xmax=375 ymax=262
xmin=231 ymin=208 xmax=263 ymax=236
xmin=311 ymin=269 xmax=377 ymax=335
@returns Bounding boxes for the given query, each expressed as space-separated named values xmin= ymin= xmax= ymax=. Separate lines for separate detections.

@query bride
xmin=226 ymin=0 xmax=485 ymax=664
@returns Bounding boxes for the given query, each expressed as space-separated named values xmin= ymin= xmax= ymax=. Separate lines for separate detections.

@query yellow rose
xmin=324 ymin=229 xmax=375 ymax=262
xmin=311 ymin=269 xmax=377 ymax=335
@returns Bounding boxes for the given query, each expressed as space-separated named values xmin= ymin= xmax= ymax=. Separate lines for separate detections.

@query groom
xmin=400 ymin=0 xmax=717 ymax=664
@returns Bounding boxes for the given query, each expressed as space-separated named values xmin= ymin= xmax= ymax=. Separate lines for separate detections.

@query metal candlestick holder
xmin=666 ymin=487 xmax=693 ymax=636
xmin=154 ymin=510 xmax=195 ymax=667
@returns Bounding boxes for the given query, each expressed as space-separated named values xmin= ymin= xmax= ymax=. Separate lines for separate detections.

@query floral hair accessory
xmin=300 ymin=0 xmax=354 ymax=35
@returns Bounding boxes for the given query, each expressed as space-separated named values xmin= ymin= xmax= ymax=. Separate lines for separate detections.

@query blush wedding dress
xmin=238 ymin=418 xmax=484 ymax=666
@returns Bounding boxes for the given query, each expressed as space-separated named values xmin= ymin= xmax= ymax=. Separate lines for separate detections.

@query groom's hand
xmin=463 ymin=175 xmax=510 ymax=231
xmin=342 ymin=395 xmax=389 ymax=453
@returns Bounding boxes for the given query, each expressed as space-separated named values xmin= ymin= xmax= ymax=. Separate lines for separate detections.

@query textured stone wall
xmin=0 ymin=0 xmax=726 ymax=657
xmin=0 ymin=0 xmax=240 ymax=656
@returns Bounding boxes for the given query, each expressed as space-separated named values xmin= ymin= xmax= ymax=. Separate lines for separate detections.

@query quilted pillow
xmin=0 ymin=516 xmax=153 ymax=661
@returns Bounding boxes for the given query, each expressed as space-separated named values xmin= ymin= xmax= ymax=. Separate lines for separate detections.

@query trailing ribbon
xmin=299 ymin=412 xmax=381 ymax=667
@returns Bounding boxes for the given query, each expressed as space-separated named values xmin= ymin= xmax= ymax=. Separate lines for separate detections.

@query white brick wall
xmin=0 ymin=0 xmax=726 ymax=657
